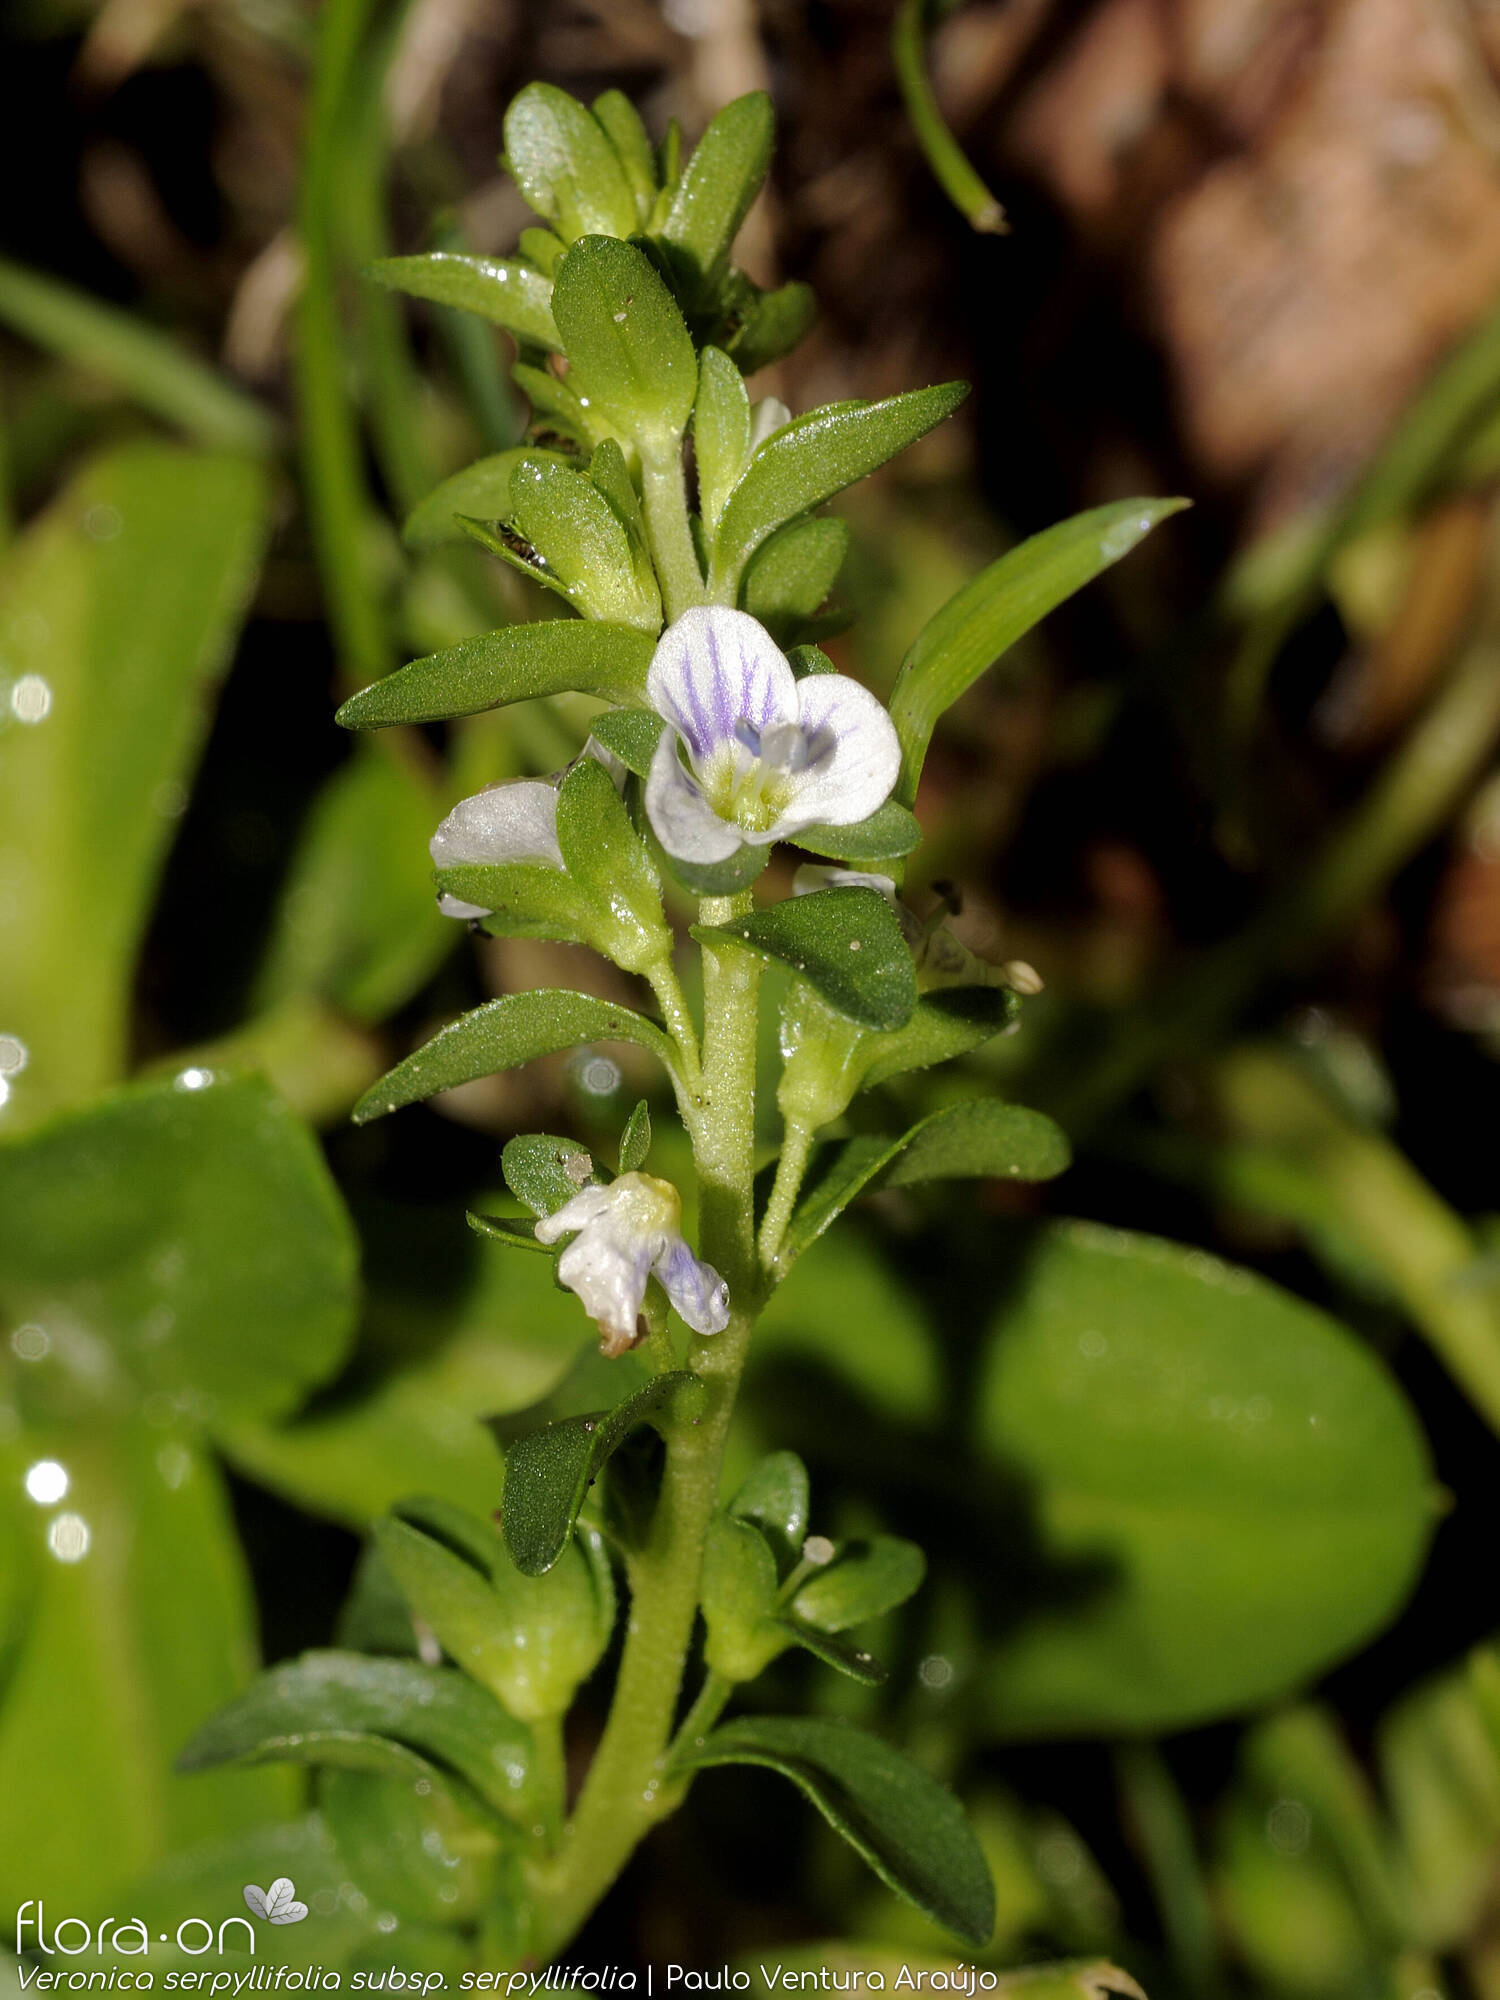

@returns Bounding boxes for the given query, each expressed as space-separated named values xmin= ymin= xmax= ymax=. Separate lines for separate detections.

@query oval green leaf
xmin=367 ymin=255 xmax=559 ymax=348
xmin=336 ymin=622 xmax=654 ymax=730
xmin=695 ymin=888 xmax=916 ymax=1032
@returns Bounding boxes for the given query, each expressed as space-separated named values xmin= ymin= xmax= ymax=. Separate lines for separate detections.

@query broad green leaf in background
xmin=353 ymin=990 xmax=676 ymax=1122
xmin=0 ymin=1072 xmax=354 ymax=1439
xmin=367 ymin=254 xmax=560 ymax=348
xmin=402 ymin=447 xmax=573 ymax=549
xmin=0 ymin=1074 xmax=357 ymax=1423
xmin=252 ymin=745 xmax=452 ymax=1025
xmin=499 ymin=1372 xmax=700 ymax=1575
xmin=695 ymin=888 xmax=917 ymax=1031
xmin=550 ymin=236 xmax=698 ymax=445
xmin=502 ymin=83 xmax=641 ymax=244
xmin=977 ymin=1222 xmax=1434 ymax=1737
xmin=177 ymin=1650 xmax=533 ymax=1829
xmin=336 ymin=621 xmax=654 ymax=728
xmin=0 ymin=1423 xmax=292 ymax=1912
xmin=318 ymin=1765 xmax=498 ymax=1927
xmin=888 ymin=497 xmax=1187 ymax=805
xmin=0 ymin=443 xmax=270 ymax=1124
xmin=671 ymin=1715 xmax=996 ymax=1946
xmin=711 ymin=382 xmax=968 ymax=592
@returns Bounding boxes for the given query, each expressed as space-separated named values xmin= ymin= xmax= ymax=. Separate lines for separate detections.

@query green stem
xmin=667 ymin=1670 xmax=735 ymax=1762
xmin=757 ymin=1116 xmax=815 ymax=1274
xmin=892 ymin=0 xmax=1009 ymax=235
xmin=527 ymin=900 xmax=762 ymax=1960
xmin=645 ymin=957 xmax=703 ymax=1094
xmin=640 ymin=439 xmax=706 ymax=623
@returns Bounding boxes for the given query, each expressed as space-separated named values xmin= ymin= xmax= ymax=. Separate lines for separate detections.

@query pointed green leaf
xmin=793 ymin=1536 xmax=926 ymax=1632
xmin=512 ymin=360 xmax=609 ymax=447
xmin=502 ymin=83 xmax=640 ymax=242
xmin=695 ymin=345 xmax=752 ymax=532
xmin=780 ymin=1097 xmax=1067 ymax=1268
xmin=502 ymin=1131 xmax=602 ymax=1216
xmin=790 ymin=799 xmax=921 ymax=863
xmin=774 ymin=1620 xmax=888 ymax=1686
xmin=661 ymin=93 xmax=774 ymax=306
xmin=889 ymin=496 xmax=1188 ymax=804
xmin=591 ymin=90 xmax=658 ymax=218
xmin=588 ymin=706 xmax=667 ymax=776
xmin=695 ymin=887 xmax=916 ymax=1031
xmin=551 ymin=236 xmax=698 ymax=444
xmin=505 ymin=455 xmax=660 ymax=628
xmin=403 ymin=448 xmax=572 ymax=550
xmin=435 ymin=861 xmax=593 ymax=943
xmin=713 ymin=382 xmax=968 ymax=590
xmin=352 ymin=991 xmax=675 ymax=1123
xmin=367 ymin=255 xmax=559 ymax=348
xmin=499 ymin=1373 xmax=702 ymax=1575
xmin=466 ymin=1213 xmax=554 ymax=1254
xmin=176 ymin=1650 xmax=532 ymax=1825
xmin=670 ymin=1716 xmax=995 ymax=1945
xmin=730 ymin=1450 xmax=810 ymax=1569
xmin=861 ymin=986 xmax=1018 ymax=1088
xmin=742 ymin=515 xmax=849 ymax=641
xmin=555 ymin=755 xmax=670 ymax=968
xmin=619 ymin=1100 xmax=652 ymax=1174
xmin=728 ymin=279 xmax=816 ymax=374
xmin=336 ymin=622 xmax=654 ymax=729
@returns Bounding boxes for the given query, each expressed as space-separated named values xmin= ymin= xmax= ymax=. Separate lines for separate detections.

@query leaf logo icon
xmin=242 ymin=1879 xmax=309 ymax=1925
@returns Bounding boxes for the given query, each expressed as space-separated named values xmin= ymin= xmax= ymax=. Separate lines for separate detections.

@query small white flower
xmin=792 ymin=864 xmax=898 ymax=902
xmin=430 ymin=779 xmax=563 ymax=919
xmin=429 ymin=741 xmax=623 ymax=920
xmin=644 ymin=607 xmax=900 ymax=866
xmin=536 ymin=1171 xmax=729 ymax=1357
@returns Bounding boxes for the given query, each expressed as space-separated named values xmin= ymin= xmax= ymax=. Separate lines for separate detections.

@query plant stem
xmin=527 ymin=898 xmax=762 ymax=1959
xmin=640 ymin=439 xmax=706 ymax=623
xmin=757 ymin=1115 xmax=815 ymax=1273
xmin=668 ymin=1671 xmax=735 ymax=1760
xmin=892 ymin=0 xmax=1009 ymax=236
xmin=646 ymin=957 xmax=703 ymax=1092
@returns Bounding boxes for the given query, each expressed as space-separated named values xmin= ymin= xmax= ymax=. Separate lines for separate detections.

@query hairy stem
xmin=757 ymin=1116 xmax=816 ymax=1274
xmin=527 ymin=899 xmax=761 ymax=1959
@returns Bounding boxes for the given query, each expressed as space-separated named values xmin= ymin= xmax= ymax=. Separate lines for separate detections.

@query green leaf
xmin=499 ymin=1373 xmax=701 ymax=1575
xmin=790 ymin=799 xmax=922 ymax=863
xmin=436 ymin=861 xmax=594 ymax=944
xmin=742 ymin=516 xmax=850 ymax=641
xmin=551 ymin=236 xmax=698 ymax=444
xmin=337 ymin=622 xmax=654 ymax=728
xmin=860 ymin=986 xmax=1019 ymax=1088
xmin=505 ymin=455 xmax=661 ymax=628
xmin=502 ymin=83 xmax=640 ymax=242
xmin=467 ymin=1213 xmax=554 ymax=1254
xmin=700 ymin=1512 xmax=784 ymax=1680
xmin=729 ymin=279 xmax=817 ymax=375
xmin=366 ymin=254 xmax=560 ymax=348
xmin=670 ymin=1716 xmax=995 ymax=1946
xmin=0 ymin=443 xmax=268 ymax=1124
xmin=773 ymin=1620 xmax=887 ymax=1687
xmin=591 ymin=90 xmax=659 ymax=219
xmin=0 ymin=1424 xmax=292 ymax=1912
xmin=403 ymin=448 xmax=573 ymax=550
xmin=555 ymin=755 xmax=671 ymax=969
xmin=888 ymin=497 xmax=1188 ymax=804
xmin=519 ymin=227 xmax=566 ymax=276
xmin=977 ymin=1221 xmax=1434 ymax=1736
xmin=589 ymin=437 xmax=649 ymax=544
xmin=695 ymin=888 xmax=916 ymax=1031
xmin=712 ymin=382 xmax=968 ymax=591
xmin=176 ymin=1650 xmax=532 ymax=1825
xmin=619 ymin=1100 xmax=652 ymax=1173
xmin=661 ymin=835 xmax=772 ymax=900
xmin=0 ymin=1074 xmax=357 ymax=1420
xmin=0 ymin=254 xmax=277 ymax=457
xmin=694 ymin=346 xmax=752 ymax=532
xmin=319 ymin=1766 xmax=498 ymax=1927
xmin=660 ymin=93 xmax=774 ymax=308
xmin=730 ymin=1449 xmax=810 ymax=1569
xmin=588 ymin=706 xmax=667 ymax=776
xmin=512 ymin=360 xmax=608 ymax=447
xmin=793 ymin=1536 xmax=926 ymax=1631
xmin=503 ymin=1131 xmax=602 ymax=1216
xmin=353 ymin=991 xmax=676 ymax=1122
xmin=781 ymin=1099 xmax=1069 ymax=1268
xmin=375 ymin=1512 xmax=614 ymax=1722
xmin=252 ymin=745 xmax=452 ymax=1023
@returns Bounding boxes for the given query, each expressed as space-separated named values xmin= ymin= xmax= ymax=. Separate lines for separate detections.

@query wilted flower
xmin=536 ymin=1171 xmax=730 ymax=1357
xmin=644 ymin=607 xmax=900 ymax=866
